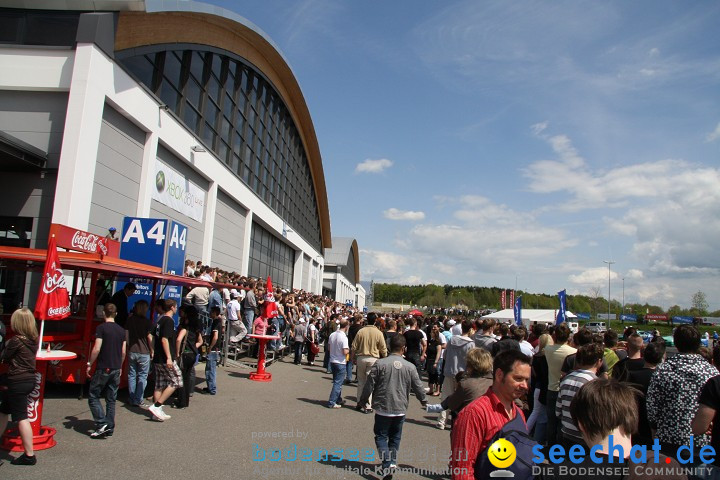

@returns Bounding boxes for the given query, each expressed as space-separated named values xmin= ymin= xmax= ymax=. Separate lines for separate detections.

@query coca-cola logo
xmin=47 ymin=305 xmax=71 ymax=317
xmin=97 ymin=238 xmax=108 ymax=255
xmin=42 ymin=262 xmax=67 ymax=294
xmin=71 ymin=231 xmax=104 ymax=253
xmin=26 ymin=371 xmax=42 ymax=422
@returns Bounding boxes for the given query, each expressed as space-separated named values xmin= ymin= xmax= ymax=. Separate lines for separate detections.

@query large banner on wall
xmin=152 ymin=158 xmax=206 ymax=223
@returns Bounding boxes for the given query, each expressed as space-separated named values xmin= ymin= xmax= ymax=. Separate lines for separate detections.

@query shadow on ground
xmin=295 ymin=397 xmax=327 ymax=407
xmin=62 ymin=415 xmax=96 ymax=436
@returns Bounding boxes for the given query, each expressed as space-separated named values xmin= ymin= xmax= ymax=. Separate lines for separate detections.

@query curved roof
xmin=114 ymin=4 xmax=331 ymax=249
xmin=8 ymin=0 xmax=332 ymax=249
xmin=324 ymin=237 xmax=360 ymax=284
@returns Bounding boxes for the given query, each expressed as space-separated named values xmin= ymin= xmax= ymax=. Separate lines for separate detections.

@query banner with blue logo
xmin=557 ymin=289 xmax=567 ymax=325
xmin=672 ymin=316 xmax=695 ymax=325
xmin=514 ymin=296 xmax=522 ymax=326
xmin=620 ymin=314 xmax=637 ymax=323
xmin=576 ymin=313 xmax=591 ymax=320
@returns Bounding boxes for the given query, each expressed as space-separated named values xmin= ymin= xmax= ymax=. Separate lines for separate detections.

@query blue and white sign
xmin=120 ymin=217 xmax=168 ymax=267
xmin=576 ymin=313 xmax=592 ymax=320
xmin=163 ymin=284 xmax=182 ymax=327
xmin=620 ymin=314 xmax=637 ymax=323
xmin=164 ymin=220 xmax=187 ymax=275
xmin=117 ymin=217 xmax=187 ymax=324
xmin=115 ymin=276 xmax=155 ymax=319
xmin=672 ymin=316 xmax=695 ymax=325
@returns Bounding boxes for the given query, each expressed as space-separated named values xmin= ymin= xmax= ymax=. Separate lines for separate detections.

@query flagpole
xmin=37 ymin=320 xmax=46 ymax=355
xmin=36 ymin=233 xmax=56 ymax=355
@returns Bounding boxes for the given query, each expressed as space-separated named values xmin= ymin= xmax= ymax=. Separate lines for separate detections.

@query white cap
xmin=299 ymin=318 xmax=306 ymax=323
xmin=230 ymin=288 xmax=239 ymax=298
xmin=446 ymin=320 xmax=457 ymax=327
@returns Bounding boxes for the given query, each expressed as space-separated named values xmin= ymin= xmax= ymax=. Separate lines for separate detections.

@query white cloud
xmin=383 ymin=208 xmax=425 ymax=221
xmin=401 ymin=196 xmax=577 ymax=274
xmin=649 ymin=48 xmax=660 ymax=58
xmin=706 ymin=122 xmax=720 ymax=142
xmin=526 ymin=131 xmax=720 ymax=285
xmin=355 ymin=158 xmax=393 ymax=174
xmin=625 ymin=269 xmax=644 ymax=280
xmin=531 ymin=121 xmax=548 ymax=136
xmin=359 ymin=249 xmax=410 ymax=281
xmin=569 ymin=267 xmax=619 ymax=286
xmin=433 ymin=263 xmax=457 ymax=275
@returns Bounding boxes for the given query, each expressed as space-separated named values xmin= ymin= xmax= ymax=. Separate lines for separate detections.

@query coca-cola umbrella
xmin=33 ymin=235 xmax=72 ymax=353
xmin=408 ymin=309 xmax=424 ymax=316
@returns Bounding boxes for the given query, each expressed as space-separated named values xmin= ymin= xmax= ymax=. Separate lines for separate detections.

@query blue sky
xmin=211 ymin=0 xmax=720 ymax=310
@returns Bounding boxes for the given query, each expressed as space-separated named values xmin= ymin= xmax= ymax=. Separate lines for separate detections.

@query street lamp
xmin=622 ymin=277 xmax=625 ymax=317
xmin=604 ymin=260 xmax=615 ymax=325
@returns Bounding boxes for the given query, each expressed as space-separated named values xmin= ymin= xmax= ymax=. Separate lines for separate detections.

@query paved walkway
xmin=1 ymin=354 xmax=453 ymax=479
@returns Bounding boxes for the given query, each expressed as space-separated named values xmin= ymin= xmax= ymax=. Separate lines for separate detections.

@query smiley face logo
xmin=487 ymin=438 xmax=516 ymax=469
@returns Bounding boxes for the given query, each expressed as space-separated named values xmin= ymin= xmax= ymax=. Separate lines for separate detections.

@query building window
xmin=118 ymin=45 xmax=322 ymax=252
xmin=248 ymin=222 xmax=295 ymax=289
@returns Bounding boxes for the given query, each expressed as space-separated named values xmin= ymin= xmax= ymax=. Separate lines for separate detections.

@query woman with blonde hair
xmin=528 ymin=332 xmax=554 ymax=444
xmin=0 ymin=308 xmax=39 ymax=465
xmin=426 ymin=347 xmax=494 ymax=427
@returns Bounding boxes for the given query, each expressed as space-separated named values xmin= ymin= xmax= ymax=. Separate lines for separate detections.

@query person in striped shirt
xmin=555 ymin=342 xmax=604 ymax=449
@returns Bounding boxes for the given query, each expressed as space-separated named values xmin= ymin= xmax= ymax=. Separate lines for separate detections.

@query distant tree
xmin=691 ymin=291 xmax=709 ymax=315
xmin=589 ymin=286 xmax=603 ymax=318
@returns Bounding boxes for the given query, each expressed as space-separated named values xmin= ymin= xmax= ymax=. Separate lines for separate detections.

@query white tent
xmin=481 ymin=309 xmax=577 ymax=327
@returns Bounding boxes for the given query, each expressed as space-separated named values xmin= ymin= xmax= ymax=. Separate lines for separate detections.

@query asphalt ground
xmin=1 ymin=351 xmax=453 ymax=480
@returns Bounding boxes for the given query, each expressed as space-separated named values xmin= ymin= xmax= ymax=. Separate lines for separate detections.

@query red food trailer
xmin=0 ymin=243 xmax=213 ymax=388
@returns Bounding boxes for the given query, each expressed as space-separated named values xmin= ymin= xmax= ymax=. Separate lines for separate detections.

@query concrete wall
xmin=0 ymin=90 xmax=68 ymax=168
xmin=88 ymin=104 xmax=144 ymax=235
xmin=211 ymin=189 xmax=247 ymax=272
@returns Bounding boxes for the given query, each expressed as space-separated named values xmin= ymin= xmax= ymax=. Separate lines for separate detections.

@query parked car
xmin=586 ymin=321 xmax=607 ymax=333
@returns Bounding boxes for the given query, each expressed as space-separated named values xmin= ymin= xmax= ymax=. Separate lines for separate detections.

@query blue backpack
xmin=475 ymin=410 xmax=537 ymax=480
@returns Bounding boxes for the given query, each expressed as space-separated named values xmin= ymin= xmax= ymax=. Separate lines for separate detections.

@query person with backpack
xmin=450 ymin=349 xmax=532 ymax=479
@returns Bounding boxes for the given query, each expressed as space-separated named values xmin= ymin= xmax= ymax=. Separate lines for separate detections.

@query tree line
xmin=372 ymin=283 xmax=720 ymax=317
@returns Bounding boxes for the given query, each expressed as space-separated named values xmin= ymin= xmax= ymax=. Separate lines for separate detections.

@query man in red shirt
xmin=450 ymin=349 xmax=531 ymax=479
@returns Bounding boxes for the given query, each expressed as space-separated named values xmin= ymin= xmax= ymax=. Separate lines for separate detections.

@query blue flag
xmin=557 ymin=289 xmax=567 ymax=325
xmin=514 ymin=296 xmax=522 ymax=326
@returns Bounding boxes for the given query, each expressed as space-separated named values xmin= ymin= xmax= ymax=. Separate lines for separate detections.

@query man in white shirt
xmin=450 ymin=319 xmax=462 ymax=337
xmin=515 ymin=326 xmax=535 ymax=358
xmin=227 ymin=291 xmax=246 ymax=343
xmin=327 ymin=319 xmax=350 ymax=409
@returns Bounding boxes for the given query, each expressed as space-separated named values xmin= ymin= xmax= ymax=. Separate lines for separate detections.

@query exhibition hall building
xmin=0 ymin=1 xmax=365 ymax=306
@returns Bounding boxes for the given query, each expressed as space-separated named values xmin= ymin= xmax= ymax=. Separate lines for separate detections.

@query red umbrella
xmin=34 ymin=235 xmax=71 ymax=353
xmin=408 ymin=309 xmax=424 ymax=316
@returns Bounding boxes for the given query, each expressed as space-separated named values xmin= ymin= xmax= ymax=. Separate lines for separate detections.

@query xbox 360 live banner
xmin=152 ymin=158 xmax=206 ymax=223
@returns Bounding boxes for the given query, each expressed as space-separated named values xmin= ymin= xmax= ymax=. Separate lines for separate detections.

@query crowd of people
xmin=315 ymin=313 xmax=720 ymax=480
xmin=4 ymin=260 xmax=720 ymax=480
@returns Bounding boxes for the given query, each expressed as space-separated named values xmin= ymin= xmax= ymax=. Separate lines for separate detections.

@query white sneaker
xmin=148 ymin=404 xmax=165 ymax=421
xmin=159 ymin=406 xmax=171 ymax=420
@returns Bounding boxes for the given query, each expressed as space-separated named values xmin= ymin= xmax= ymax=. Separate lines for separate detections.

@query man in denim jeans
xmin=125 ymin=300 xmax=153 ymax=407
xmin=327 ymin=318 xmax=350 ymax=408
xmin=202 ymin=306 xmax=223 ymax=395
xmin=86 ymin=303 xmax=126 ymax=438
